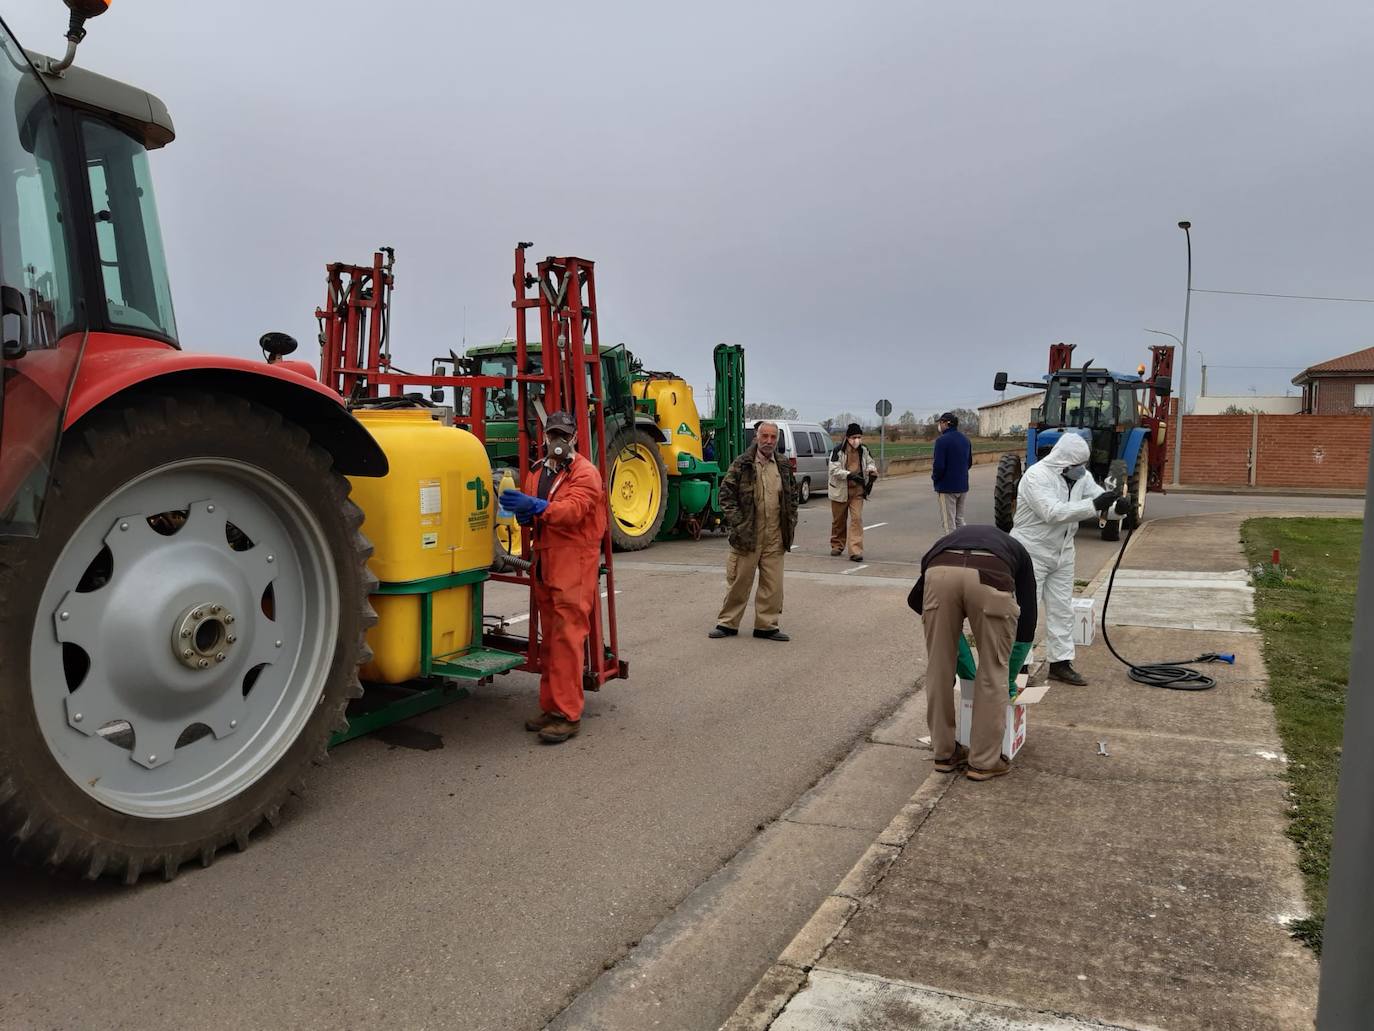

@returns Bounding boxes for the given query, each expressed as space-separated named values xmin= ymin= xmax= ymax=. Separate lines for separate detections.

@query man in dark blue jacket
xmin=932 ymin=412 xmax=973 ymax=532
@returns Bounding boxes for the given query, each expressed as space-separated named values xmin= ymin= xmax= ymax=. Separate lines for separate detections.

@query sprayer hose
xmin=1099 ymin=523 xmax=1219 ymax=691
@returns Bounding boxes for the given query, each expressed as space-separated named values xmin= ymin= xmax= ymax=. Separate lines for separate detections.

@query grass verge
xmin=1241 ymin=516 xmax=1364 ymax=953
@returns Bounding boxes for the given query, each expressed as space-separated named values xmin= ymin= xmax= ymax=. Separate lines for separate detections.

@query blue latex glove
xmin=500 ymin=489 xmax=549 ymax=520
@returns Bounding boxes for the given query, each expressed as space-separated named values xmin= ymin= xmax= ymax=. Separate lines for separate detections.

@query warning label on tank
xmin=421 ymin=532 xmax=438 ymax=549
xmin=419 ymin=479 xmax=442 ymax=527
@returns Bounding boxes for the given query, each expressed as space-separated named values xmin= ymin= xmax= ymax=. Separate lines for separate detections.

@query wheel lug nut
xmin=181 ymin=628 xmax=192 ymax=638
xmin=183 ymin=649 xmax=194 ymax=658
xmin=215 ymin=653 xmax=226 ymax=663
xmin=198 ymin=658 xmax=210 ymax=669
xmin=226 ymin=634 xmax=237 ymax=644
xmin=211 ymin=605 xmax=222 ymax=614
xmin=192 ymin=609 xmax=204 ymax=620
xmin=225 ymin=615 xmax=236 ymax=625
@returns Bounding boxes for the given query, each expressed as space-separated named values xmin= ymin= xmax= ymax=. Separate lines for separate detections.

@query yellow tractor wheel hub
xmin=611 ymin=443 xmax=662 ymax=535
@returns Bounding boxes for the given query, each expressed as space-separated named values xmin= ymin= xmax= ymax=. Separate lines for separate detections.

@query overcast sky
xmin=12 ymin=1 xmax=1374 ymax=422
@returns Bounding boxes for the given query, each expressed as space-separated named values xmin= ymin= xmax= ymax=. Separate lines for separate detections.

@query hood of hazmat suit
xmin=1009 ymin=433 xmax=1104 ymax=569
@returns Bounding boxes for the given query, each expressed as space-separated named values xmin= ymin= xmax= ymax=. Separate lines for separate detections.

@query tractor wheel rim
xmin=611 ymin=444 xmax=660 ymax=534
xmin=31 ymin=459 xmax=339 ymax=819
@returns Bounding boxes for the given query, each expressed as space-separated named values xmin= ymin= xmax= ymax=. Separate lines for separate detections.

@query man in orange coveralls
xmin=499 ymin=411 xmax=607 ymax=743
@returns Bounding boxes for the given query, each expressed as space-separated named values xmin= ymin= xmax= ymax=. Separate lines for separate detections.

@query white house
xmin=978 ymin=392 xmax=1041 ymax=437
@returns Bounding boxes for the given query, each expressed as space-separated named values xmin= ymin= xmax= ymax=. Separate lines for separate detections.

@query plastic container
xmin=348 ymin=409 xmax=494 ymax=683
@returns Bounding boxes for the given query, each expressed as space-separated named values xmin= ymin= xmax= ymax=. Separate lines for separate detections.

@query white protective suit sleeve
xmin=1020 ymin=435 xmax=1102 ymax=526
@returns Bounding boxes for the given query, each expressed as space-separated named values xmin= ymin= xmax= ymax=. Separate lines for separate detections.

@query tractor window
xmin=81 ymin=119 xmax=178 ymax=342
xmin=476 ymin=355 xmax=518 ymax=419
xmin=0 ymin=31 xmax=83 ymax=535
xmin=1065 ymin=380 xmax=1113 ymax=428
xmin=1117 ymin=387 xmax=1141 ymax=425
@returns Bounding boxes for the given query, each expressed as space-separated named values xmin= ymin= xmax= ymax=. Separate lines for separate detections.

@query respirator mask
xmin=1064 ymin=464 xmax=1087 ymax=481
xmin=546 ymin=432 xmax=574 ymax=462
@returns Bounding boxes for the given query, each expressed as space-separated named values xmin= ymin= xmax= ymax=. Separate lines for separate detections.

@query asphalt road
xmin=0 ymin=466 xmax=1361 ymax=1030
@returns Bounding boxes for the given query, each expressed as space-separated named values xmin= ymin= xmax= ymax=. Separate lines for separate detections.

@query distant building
xmin=977 ymin=391 xmax=1040 ymax=437
xmin=1292 ymin=346 xmax=1374 ymax=414
xmin=1193 ymin=395 xmax=1302 ymax=416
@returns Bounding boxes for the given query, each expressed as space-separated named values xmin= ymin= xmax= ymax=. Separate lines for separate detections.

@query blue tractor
xmin=992 ymin=342 xmax=1174 ymax=541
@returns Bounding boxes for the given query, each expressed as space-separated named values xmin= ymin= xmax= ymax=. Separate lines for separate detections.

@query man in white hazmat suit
xmin=1010 ymin=434 xmax=1128 ymax=685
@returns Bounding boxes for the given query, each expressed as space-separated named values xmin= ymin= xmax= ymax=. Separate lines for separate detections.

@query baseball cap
xmin=545 ymin=411 xmax=577 ymax=435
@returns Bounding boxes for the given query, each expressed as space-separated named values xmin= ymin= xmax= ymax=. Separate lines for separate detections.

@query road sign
xmin=875 ymin=399 xmax=892 ymax=418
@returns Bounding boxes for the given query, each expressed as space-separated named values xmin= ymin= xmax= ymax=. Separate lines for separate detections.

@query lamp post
xmin=1171 ymin=221 xmax=1193 ymax=485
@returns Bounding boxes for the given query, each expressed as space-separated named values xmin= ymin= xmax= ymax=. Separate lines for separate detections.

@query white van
xmin=744 ymin=420 xmax=833 ymax=504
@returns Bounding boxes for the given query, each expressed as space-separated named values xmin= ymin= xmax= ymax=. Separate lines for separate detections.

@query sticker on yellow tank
xmin=465 ymin=475 xmax=492 ymax=531
xmin=419 ymin=478 xmax=442 ymax=528
xmin=421 ymin=532 xmax=438 ymax=549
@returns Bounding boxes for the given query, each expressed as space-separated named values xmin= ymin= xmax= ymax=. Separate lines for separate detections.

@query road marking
xmin=844 ymin=564 xmax=869 ymax=574
xmin=863 ymin=522 xmax=887 ymax=530
xmin=495 ymin=590 xmax=620 ymax=627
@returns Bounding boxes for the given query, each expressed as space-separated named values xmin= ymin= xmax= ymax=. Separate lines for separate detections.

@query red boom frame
xmin=313 ymin=245 xmax=624 ymax=689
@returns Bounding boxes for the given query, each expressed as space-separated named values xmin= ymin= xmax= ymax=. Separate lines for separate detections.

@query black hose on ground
xmin=1098 ymin=520 xmax=1225 ymax=691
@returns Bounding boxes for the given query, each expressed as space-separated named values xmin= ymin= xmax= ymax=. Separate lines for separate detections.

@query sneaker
xmin=524 ymin=711 xmax=556 ymax=732
xmin=966 ymin=759 xmax=1011 ymax=781
xmin=1048 ymin=661 xmax=1088 ymax=686
xmin=753 ymin=628 xmax=790 ymax=642
xmin=538 ymin=717 xmax=581 ymax=744
xmin=708 ymin=625 xmax=739 ymax=639
xmin=933 ymin=744 xmax=969 ymax=773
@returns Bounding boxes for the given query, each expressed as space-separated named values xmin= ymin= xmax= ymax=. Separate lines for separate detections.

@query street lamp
xmin=1168 ymin=221 xmax=1193 ymax=485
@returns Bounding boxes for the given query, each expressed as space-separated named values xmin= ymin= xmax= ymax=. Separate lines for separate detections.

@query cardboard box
xmin=954 ymin=675 xmax=1050 ymax=761
xmin=1071 ymin=596 xmax=1096 ymax=646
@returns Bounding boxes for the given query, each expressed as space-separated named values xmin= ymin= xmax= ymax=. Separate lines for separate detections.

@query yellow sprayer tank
xmin=633 ymin=377 xmax=702 ymax=472
xmin=348 ymin=410 xmax=494 ymax=684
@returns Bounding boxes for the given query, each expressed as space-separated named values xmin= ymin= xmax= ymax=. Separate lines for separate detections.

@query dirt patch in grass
xmin=1241 ymin=517 xmax=1364 ymax=953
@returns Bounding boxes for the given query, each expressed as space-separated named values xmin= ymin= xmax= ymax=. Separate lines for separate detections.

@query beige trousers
xmin=920 ymin=564 xmax=1019 ymax=770
xmin=717 ymin=547 xmax=784 ymax=631
xmin=830 ymin=497 xmax=864 ymax=555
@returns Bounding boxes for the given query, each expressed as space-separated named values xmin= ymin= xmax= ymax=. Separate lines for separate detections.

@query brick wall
xmin=1255 ymin=414 xmax=1373 ymax=487
xmin=1160 ymin=409 xmax=1372 ymax=489
xmin=1160 ymin=414 xmax=1253 ymax=485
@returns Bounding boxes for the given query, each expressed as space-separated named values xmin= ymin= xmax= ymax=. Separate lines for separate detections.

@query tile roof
xmin=1292 ymin=346 xmax=1374 ymax=383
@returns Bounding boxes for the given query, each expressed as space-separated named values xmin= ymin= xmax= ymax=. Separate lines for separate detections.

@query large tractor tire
xmin=993 ymin=453 xmax=1022 ymax=532
xmin=1100 ymin=459 xmax=1130 ymax=542
xmin=0 ymin=393 xmax=372 ymax=882
xmin=1124 ymin=469 xmax=1147 ymax=531
xmin=607 ymin=426 xmax=668 ymax=551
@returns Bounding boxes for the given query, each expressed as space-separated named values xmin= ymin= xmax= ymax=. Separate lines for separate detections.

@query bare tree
xmin=744 ymin=402 xmax=799 ymax=421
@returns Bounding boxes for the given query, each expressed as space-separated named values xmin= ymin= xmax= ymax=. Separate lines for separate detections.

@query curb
xmin=720 ymin=772 xmax=958 ymax=1030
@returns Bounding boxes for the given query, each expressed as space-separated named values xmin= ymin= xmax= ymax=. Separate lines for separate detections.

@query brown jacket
xmin=719 ymin=445 xmax=799 ymax=553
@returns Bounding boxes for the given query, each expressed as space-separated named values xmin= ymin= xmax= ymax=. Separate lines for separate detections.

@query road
xmin=0 ymin=466 xmax=1360 ymax=1030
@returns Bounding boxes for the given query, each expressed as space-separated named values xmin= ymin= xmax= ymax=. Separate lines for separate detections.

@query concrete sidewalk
xmin=724 ymin=514 xmax=1319 ymax=1030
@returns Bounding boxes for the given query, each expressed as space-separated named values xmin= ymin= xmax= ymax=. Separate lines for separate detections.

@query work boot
xmin=1048 ymin=661 xmax=1089 ymax=686
xmin=538 ymin=717 xmax=581 ymax=744
xmin=830 ymin=548 xmax=843 ymax=556
xmin=966 ymin=759 xmax=1011 ymax=782
xmin=933 ymin=744 xmax=969 ymax=773
xmin=524 ymin=711 xmax=556 ymax=732
xmin=753 ymin=628 xmax=790 ymax=642
xmin=708 ymin=625 xmax=738 ymax=639
xmin=850 ymin=554 xmax=864 ymax=562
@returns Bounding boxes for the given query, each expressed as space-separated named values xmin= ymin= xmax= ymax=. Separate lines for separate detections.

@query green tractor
xmin=460 ymin=341 xmax=745 ymax=551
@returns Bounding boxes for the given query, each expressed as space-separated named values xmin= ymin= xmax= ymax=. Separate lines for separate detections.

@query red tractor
xmin=0 ymin=4 xmax=620 ymax=880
